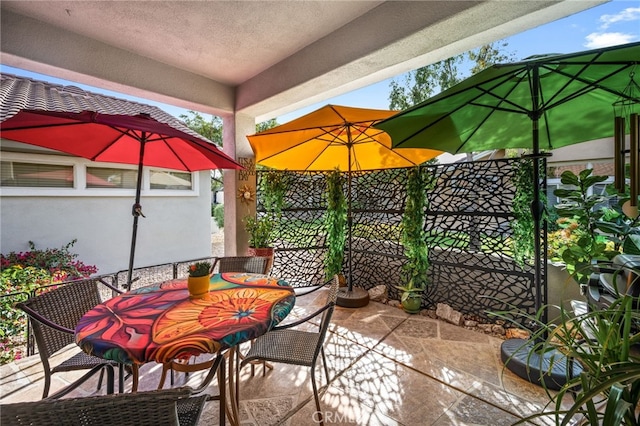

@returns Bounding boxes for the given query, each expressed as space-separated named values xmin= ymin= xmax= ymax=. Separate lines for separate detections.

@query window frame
xmin=0 ymin=151 xmax=199 ymax=197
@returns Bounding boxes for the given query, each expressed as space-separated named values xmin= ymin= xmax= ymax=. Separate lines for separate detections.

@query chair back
xmin=1 ymin=387 xmax=205 ymax=426
xmin=314 ymin=275 xmax=340 ymax=357
xmin=214 ymin=256 xmax=271 ymax=275
xmin=16 ymin=278 xmax=115 ymax=360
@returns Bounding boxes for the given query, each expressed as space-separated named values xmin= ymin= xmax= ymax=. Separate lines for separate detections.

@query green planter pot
xmin=401 ymin=291 xmax=422 ymax=314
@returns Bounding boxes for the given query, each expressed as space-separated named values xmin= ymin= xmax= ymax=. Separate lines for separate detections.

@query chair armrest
xmin=271 ymin=302 xmax=334 ymax=330
xmin=97 ymin=277 xmax=124 ymax=295
xmin=14 ymin=302 xmax=75 ymax=334
xmin=210 ymin=258 xmax=220 ymax=274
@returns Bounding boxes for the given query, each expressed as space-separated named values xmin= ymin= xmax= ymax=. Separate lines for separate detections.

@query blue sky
xmin=2 ymin=0 xmax=639 ymax=124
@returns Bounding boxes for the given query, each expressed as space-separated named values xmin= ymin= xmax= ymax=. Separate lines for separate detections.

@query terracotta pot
xmin=247 ymin=247 xmax=274 ymax=273
xmin=187 ymin=275 xmax=210 ymax=299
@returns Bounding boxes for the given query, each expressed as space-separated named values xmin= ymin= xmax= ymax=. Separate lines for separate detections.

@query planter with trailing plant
xmin=324 ymin=168 xmax=347 ymax=286
xmin=245 ymin=170 xmax=288 ymax=267
xmin=396 ymin=166 xmax=431 ymax=313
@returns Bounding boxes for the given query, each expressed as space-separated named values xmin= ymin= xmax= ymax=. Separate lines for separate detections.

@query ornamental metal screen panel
xmin=257 ymin=156 xmax=543 ymax=320
xmin=258 ymin=171 xmax=329 ymax=288
xmin=350 ymin=168 xmax=406 ymax=296
xmin=423 ymin=158 xmax=540 ymax=320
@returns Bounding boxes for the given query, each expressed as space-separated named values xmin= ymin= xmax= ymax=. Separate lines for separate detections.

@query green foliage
xmin=188 ymin=261 xmax=211 ymax=277
xmin=492 ymin=263 xmax=640 ymax=425
xmin=245 ymin=215 xmax=275 ymax=248
xmin=246 ymin=170 xmax=289 ymax=248
xmin=178 ymin=111 xmax=222 ymax=145
xmin=1 ymin=239 xmax=98 ymax=280
xmin=0 ymin=266 xmax=52 ymax=364
xmin=1 ymin=241 xmax=98 ymax=365
xmin=324 ymin=169 xmax=347 ymax=279
xmin=212 ymin=203 xmax=224 ymax=228
xmin=388 ymin=41 xmax=513 ymax=109
xmin=260 ymin=171 xmax=288 ymax=216
xmin=552 ymin=169 xmax=638 ymax=284
xmin=511 ymin=159 xmax=536 ymax=266
xmin=255 ymin=118 xmax=279 ymax=133
xmin=397 ymin=167 xmax=431 ymax=293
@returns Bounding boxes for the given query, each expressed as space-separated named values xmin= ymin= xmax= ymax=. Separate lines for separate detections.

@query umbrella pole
xmin=126 ymin=135 xmax=147 ymax=289
xmin=336 ymin=134 xmax=369 ymax=308
xmin=500 ymin=66 xmax=577 ymax=391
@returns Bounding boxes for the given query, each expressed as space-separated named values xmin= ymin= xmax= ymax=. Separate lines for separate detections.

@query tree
xmin=256 ymin=118 xmax=279 ymax=133
xmin=179 ymin=112 xmax=279 ymax=192
xmin=179 ymin=111 xmax=223 ymax=146
xmin=388 ymin=41 xmax=513 ymax=110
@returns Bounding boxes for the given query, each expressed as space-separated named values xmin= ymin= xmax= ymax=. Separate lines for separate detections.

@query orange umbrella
xmin=248 ymin=105 xmax=441 ymax=172
xmin=247 ymin=105 xmax=443 ymax=307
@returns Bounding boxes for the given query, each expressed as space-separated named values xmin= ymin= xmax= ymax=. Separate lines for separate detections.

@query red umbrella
xmin=0 ymin=73 xmax=242 ymax=286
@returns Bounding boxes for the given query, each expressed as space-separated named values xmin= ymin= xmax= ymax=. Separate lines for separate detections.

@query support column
xmin=222 ymin=113 xmax=256 ymax=256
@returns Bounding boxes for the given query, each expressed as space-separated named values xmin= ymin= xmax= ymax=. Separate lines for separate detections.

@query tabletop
xmin=75 ymin=272 xmax=296 ymax=365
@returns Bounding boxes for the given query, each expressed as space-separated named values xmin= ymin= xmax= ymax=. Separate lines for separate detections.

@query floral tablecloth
xmin=75 ymin=272 xmax=295 ymax=365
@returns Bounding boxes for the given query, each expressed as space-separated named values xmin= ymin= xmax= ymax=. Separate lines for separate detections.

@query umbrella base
xmin=500 ymin=338 xmax=582 ymax=391
xmin=336 ymin=287 xmax=369 ymax=308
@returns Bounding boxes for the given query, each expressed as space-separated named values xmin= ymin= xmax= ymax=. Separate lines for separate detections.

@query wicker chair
xmin=15 ymin=277 xmax=134 ymax=398
xmin=240 ymin=275 xmax=339 ymax=425
xmin=212 ymin=255 xmax=271 ymax=275
xmin=0 ymin=387 xmax=208 ymax=426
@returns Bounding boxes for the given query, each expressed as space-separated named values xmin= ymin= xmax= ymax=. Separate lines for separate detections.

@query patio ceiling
xmin=1 ymin=1 xmax=605 ymax=122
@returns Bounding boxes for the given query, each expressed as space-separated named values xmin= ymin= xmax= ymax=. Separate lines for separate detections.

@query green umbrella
xmin=377 ymin=42 xmax=640 ymax=154
xmin=376 ymin=41 xmax=640 ymax=390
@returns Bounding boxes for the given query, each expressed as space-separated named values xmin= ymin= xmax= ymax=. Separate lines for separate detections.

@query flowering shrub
xmin=1 ymin=239 xmax=97 ymax=281
xmin=0 ymin=240 xmax=98 ymax=365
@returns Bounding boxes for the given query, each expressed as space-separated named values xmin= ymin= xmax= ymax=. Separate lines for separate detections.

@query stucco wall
xmin=1 ymin=171 xmax=212 ymax=275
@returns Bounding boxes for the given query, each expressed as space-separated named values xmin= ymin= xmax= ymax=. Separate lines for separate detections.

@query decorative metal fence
xmin=258 ymin=156 xmax=544 ymax=320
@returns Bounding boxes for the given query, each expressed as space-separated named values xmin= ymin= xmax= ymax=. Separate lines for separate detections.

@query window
xmin=1 ymin=161 xmax=74 ymax=188
xmin=149 ymin=170 xmax=192 ymax=190
xmin=86 ymin=167 xmax=137 ymax=189
xmin=0 ymin=152 xmax=198 ymax=197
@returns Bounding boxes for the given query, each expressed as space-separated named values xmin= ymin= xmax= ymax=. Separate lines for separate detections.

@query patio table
xmin=75 ymin=272 xmax=295 ymax=425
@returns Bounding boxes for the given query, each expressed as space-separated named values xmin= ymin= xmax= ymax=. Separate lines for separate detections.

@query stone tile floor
xmin=1 ymin=287 xmax=573 ymax=425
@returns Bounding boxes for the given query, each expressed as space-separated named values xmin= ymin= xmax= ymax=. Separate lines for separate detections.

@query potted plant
xmin=245 ymin=170 xmax=288 ymax=264
xmin=187 ymin=261 xmax=212 ymax=299
xmin=324 ymin=168 xmax=347 ymax=285
xmin=245 ymin=214 xmax=276 ymax=257
xmin=396 ymin=166 xmax=431 ymax=313
xmin=493 ymin=258 xmax=640 ymax=425
xmin=551 ymin=169 xmax=640 ymax=286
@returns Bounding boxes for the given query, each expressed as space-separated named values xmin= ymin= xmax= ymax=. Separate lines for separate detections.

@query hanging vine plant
xmin=324 ymin=168 xmax=347 ymax=280
xmin=510 ymin=157 xmax=536 ymax=267
xmin=396 ymin=166 xmax=431 ymax=312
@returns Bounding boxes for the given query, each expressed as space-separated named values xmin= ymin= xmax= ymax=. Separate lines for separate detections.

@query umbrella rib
xmin=90 ymin=127 xmax=129 ymax=161
xmin=159 ymin=135 xmax=191 ymax=171
xmin=255 ymin=126 xmax=343 ymax=166
xmin=544 ymin=63 xmax=640 ymax=110
xmin=1 ymin=120 xmax=87 ymax=131
xmin=393 ymin=70 xmax=525 ymax=149
xmin=455 ymin=70 xmax=529 ymax=153
xmin=537 ymin=52 xmax=604 ymax=110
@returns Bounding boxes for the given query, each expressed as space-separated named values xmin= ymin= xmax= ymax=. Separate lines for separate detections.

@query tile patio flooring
xmin=1 ymin=288 xmax=571 ymax=425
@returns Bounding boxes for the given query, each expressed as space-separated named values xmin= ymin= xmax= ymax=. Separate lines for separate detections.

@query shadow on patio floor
xmin=1 ymin=288 xmax=568 ymax=425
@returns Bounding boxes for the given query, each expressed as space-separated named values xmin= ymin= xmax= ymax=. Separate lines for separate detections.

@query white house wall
xmin=1 ymin=153 xmax=212 ymax=276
